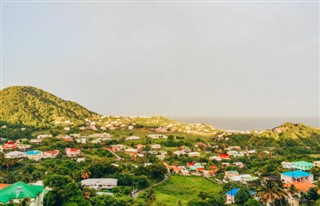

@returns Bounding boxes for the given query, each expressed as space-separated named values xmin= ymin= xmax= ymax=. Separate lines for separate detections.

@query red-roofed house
xmin=219 ymin=154 xmax=230 ymax=160
xmin=3 ymin=141 xmax=17 ymax=150
xmin=44 ymin=150 xmax=60 ymax=158
xmin=65 ymin=148 xmax=80 ymax=157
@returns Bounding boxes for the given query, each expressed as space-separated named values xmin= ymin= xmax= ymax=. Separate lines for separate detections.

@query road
xmin=131 ymin=174 xmax=169 ymax=199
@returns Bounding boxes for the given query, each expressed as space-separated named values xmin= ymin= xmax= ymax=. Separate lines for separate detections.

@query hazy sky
xmin=1 ymin=1 xmax=319 ymax=117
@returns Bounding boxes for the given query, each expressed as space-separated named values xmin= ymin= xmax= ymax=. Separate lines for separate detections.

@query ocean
xmin=169 ymin=116 xmax=320 ymax=131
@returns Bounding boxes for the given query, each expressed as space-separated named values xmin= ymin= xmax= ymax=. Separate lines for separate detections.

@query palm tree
xmin=257 ymin=181 xmax=281 ymax=206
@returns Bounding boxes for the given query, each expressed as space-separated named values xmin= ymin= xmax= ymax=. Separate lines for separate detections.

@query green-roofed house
xmin=291 ymin=161 xmax=314 ymax=171
xmin=0 ymin=181 xmax=44 ymax=205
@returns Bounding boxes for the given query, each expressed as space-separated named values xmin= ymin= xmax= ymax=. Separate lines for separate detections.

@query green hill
xmin=0 ymin=86 xmax=96 ymax=128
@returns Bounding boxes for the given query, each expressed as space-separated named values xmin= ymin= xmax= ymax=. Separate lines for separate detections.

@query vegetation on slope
xmin=0 ymin=86 xmax=95 ymax=128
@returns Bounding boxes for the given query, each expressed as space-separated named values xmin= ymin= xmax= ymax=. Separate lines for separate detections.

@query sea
xmin=169 ymin=116 xmax=320 ymax=131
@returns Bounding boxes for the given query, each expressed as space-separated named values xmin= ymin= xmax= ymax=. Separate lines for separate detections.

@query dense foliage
xmin=0 ymin=86 xmax=95 ymax=128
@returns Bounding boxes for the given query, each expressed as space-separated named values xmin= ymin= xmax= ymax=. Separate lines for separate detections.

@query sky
xmin=1 ymin=1 xmax=319 ymax=117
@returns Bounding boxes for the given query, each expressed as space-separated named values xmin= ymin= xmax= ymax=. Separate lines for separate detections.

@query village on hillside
xmin=0 ymin=117 xmax=320 ymax=206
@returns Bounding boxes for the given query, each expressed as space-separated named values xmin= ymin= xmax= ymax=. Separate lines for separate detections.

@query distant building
xmin=125 ymin=136 xmax=140 ymax=141
xmin=81 ymin=178 xmax=118 ymax=190
xmin=65 ymin=148 xmax=80 ymax=157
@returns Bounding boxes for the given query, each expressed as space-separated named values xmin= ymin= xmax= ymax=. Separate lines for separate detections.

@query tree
xmin=257 ymin=181 xmax=283 ymax=206
xmin=245 ymin=198 xmax=260 ymax=206
xmin=145 ymin=189 xmax=156 ymax=205
xmin=235 ymin=187 xmax=252 ymax=205
xmin=146 ymin=163 xmax=167 ymax=181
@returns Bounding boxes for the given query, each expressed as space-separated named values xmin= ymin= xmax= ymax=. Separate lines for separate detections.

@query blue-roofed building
xmin=281 ymin=170 xmax=313 ymax=183
xmin=226 ymin=188 xmax=255 ymax=204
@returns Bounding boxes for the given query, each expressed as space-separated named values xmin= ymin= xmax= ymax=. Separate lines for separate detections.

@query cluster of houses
xmin=163 ymin=162 xmax=219 ymax=177
xmin=3 ymin=148 xmax=80 ymax=160
xmin=225 ymin=160 xmax=319 ymax=205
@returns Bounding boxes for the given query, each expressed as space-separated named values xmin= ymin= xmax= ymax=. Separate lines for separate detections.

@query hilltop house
xmin=281 ymin=170 xmax=314 ymax=183
xmin=0 ymin=181 xmax=44 ymax=206
xmin=65 ymin=148 xmax=81 ymax=157
xmin=81 ymin=178 xmax=118 ymax=190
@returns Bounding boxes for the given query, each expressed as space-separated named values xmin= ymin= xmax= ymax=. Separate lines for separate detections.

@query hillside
xmin=0 ymin=86 xmax=96 ymax=128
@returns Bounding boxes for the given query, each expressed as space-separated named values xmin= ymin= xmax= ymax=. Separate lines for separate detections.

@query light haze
xmin=2 ymin=2 xmax=319 ymax=117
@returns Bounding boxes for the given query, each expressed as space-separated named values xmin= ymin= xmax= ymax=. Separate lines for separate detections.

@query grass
xmin=139 ymin=175 xmax=222 ymax=206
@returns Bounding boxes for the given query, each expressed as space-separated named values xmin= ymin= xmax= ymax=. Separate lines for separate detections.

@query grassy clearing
xmin=138 ymin=175 xmax=222 ymax=206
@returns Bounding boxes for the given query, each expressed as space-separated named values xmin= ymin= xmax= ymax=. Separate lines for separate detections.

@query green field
xmin=139 ymin=176 xmax=222 ymax=205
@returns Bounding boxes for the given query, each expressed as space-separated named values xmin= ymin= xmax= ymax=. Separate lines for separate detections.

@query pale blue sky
xmin=1 ymin=1 xmax=319 ymax=117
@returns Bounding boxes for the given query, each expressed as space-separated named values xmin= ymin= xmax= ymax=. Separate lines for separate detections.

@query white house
xmin=81 ymin=178 xmax=118 ymax=190
xmin=5 ymin=151 xmax=26 ymax=159
xmin=188 ymin=152 xmax=200 ymax=157
xmin=125 ymin=136 xmax=140 ymax=141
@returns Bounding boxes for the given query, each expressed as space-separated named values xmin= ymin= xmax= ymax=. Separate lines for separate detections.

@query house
xmin=109 ymin=144 xmax=125 ymax=152
xmin=81 ymin=178 xmax=118 ymax=190
xmin=30 ymin=139 xmax=42 ymax=144
xmin=125 ymin=136 xmax=140 ymax=141
xmin=151 ymin=144 xmax=161 ymax=150
xmin=147 ymin=134 xmax=168 ymax=139
xmin=124 ymin=148 xmax=138 ymax=156
xmin=5 ymin=151 xmax=26 ymax=159
xmin=227 ymin=150 xmax=244 ymax=157
xmin=63 ymin=137 xmax=73 ymax=142
xmin=284 ymin=182 xmax=316 ymax=193
xmin=234 ymin=162 xmax=246 ymax=168
xmin=76 ymin=138 xmax=88 ymax=144
xmin=281 ymin=170 xmax=314 ymax=183
xmin=43 ymin=150 xmax=60 ymax=158
xmin=3 ymin=141 xmax=17 ymax=150
xmin=25 ymin=150 xmax=43 ymax=161
xmin=37 ymin=134 xmax=52 ymax=139
xmin=173 ymin=150 xmax=186 ymax=156
xmin=226 ymin=188 xmax=255 ymax=204
xmin=230 ymin=174 xmax=259 ymax=183
xmin=225 ymin=171 xmax=239 ymax=179
xmin=281 ymin=162 xmax=293 ymax=169
xmin=209 ymin=156 xmax=222 ymax=161
xmin=314 ymin=161 xmax=320 ymax=167
xmin=17 ymin=144 xmax=32 ymax=151
xmin=65 ymin=148 xmax=81 ymax=157
xmin=291 ymin=161 xmax=314 ymax=171
xmin=219 ymin=154 xmax=230 ymax=160
xmin=0 ymin=181 xmax=44 ymax=206
xmin=188 ymin=152 xmax=200 ymax=157
xmin=135 ymin=144 xmax=145 ymax=151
